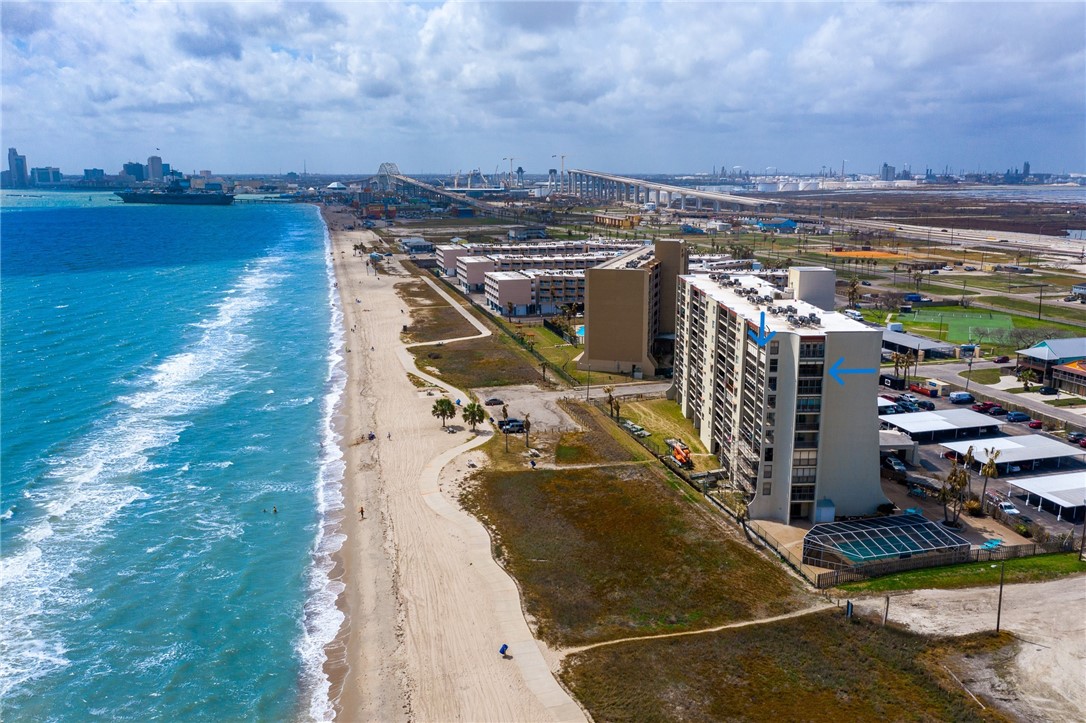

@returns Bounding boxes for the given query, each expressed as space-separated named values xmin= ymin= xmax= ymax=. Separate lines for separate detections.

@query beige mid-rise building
xmin=673 ymin=273 xmax=886 ymax=523
xmin=579 ymin=239 xmax=689 ymax=377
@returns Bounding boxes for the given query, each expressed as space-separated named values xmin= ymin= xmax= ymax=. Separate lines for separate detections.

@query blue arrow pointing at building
xmin=747 ymin=311 xmax=776 ymax=347
xmin=828 ymin=357 xmax=877 ymax=385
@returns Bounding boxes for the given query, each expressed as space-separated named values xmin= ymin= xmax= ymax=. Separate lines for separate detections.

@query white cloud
xmin=1 ymin=1 xmax=1082 ymax=175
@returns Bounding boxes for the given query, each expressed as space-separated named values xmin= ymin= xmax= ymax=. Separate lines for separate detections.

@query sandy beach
xmin=320 ymin=208 xmax=584 ymax=722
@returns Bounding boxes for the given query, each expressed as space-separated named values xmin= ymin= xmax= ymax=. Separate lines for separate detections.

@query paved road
xmin=912 ymin=360 xmax=1085 ymax=431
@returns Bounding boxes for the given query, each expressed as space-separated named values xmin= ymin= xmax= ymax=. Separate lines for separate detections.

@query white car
xmin=997 ymin=501 xmax=1020 ymax=515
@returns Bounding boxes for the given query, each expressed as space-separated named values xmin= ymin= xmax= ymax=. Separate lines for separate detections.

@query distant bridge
xmin=372 ymin=162 xmax=779 ymax=215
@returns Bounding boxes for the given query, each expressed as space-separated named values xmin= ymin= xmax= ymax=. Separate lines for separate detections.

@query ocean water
xmin=1 ymin=192 xmax=345 ymax=721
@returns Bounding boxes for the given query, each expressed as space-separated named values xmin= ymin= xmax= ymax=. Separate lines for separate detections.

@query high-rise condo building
xmin=673 ymin=271 xmax=886 ymax=523
xmin=579 ymin=239 xmax=689 ymax=377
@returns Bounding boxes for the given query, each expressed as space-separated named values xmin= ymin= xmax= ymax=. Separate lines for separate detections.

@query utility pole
xmin=995 ymin=558 xmax=1006 ymax=632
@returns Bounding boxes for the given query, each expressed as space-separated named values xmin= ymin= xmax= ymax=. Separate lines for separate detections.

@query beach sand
xmin=321 ymin=208 xmax=584 ymax=722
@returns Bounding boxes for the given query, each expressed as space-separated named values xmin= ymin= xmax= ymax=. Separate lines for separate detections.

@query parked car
xmin=943 ymin=450 xmax=960 ymax=460
xmin=1028 ymin=420 xmax=1043 ymax=429
xmin=942 ymin=266 xmax=954 ymax=271
xmin=1017 ymin=514 xmax=1034 ymax=526
xmin=861 ymin=281 xmax=872 ymax=286
xmin=1005 ymin=464 xmax=1022 ymax=473
xmin=1006 ymin=411 xmax=1030 ymax=422
xmin=1079 ymin=438 xmax=1086 ymax=449
xmin=993 ymin=356 xmax=1010 ymax=363
xmin=484 ymin=398 xmax=504 ymax=406
xmin=949 ymin=392 xmax=974 ymax=404
xmin=972 ymin=402 xmax=995 ymax=412
xmin=964 ymin=266 xmax=977 ymax=271
xmin=1038 ymin=386 xmax=1058 ymax=395
xmin=898 ymin=402 xmax=920 ymax=413
xmin=929 ymin=269 xmax=939 ymax=275
xmin=988 ymin=406 xmax=1008 ymax=416
xmin=1067 ymin=431 xmax=1086 ymax=443
xmin=916 ymin=400 xmax=936 ymax=411
xmin=1065 ymin=295 xmax=1079 ymax=302
xmin=997 ymin=501 xmax=1021 ymax=515
xmin=884 ymin=457 xmax=907 ymax=473
xmin=900 ymin=393 xmax=919 ymax=403
xmin=497 ymin=418 xmax=521 ymax=430
xmin=879 ymin=394 xmax=898 ymax=402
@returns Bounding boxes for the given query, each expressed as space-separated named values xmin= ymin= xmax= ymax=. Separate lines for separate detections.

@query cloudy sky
xmin=2 ymin=1 xmax=1083 ymax=177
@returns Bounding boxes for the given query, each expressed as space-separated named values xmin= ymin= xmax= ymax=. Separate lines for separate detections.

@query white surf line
xmin=560 ymin=602 xmax=835 ymax=658
xmin=391 ymin=269 xmax=586 ymax=722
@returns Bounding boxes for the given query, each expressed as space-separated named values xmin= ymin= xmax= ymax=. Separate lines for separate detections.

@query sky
xmin=2 ymin=1 xmax=1084 ymax=177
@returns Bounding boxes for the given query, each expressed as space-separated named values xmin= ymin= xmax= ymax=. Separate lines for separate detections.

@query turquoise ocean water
xmin=1 ymin=192 xmax=346 ymax=721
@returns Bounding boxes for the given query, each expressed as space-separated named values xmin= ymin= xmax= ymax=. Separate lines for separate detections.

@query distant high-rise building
xmin=147 ymin=155 xmax=163 ymax=181
xmin=84 ymin=168 xmax=105 ymax=181
xmin=879 ymin=163 xmax=895 ymax=182
xmin=30 ymin=167 xmax=62 ymax=184
xmin=122 ymin=162 xmax=146 ymax=182
xmin=1022 ymin=161 xmax=1030 ymax=177
xmin=162 ymin=163 xmax=172 ymax=177
xmin=7 ymin=147 xmax=29 ymax=188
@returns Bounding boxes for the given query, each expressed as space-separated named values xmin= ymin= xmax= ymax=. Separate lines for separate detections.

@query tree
xmin=912 ymin=270 xmax=925 ymax=290
xmin=980 ymin=447 xmax=1001 ymax=511
xmin=1018 ymin=368 xmax=1038 ymax=391
xmin=461 ymin=402 xmax=485 ymax=431
xmin=939 ymin=460 xmax=969 ymax=526
xmin=847 ymin=276 xmax=861 ymax=308
xmin=891 ymin=351 xmax=911 ymax=378
xmin=431 ymin=398 xmax=456 ymax=427
xmin=603 ymin=385 xmax=615 ymax=418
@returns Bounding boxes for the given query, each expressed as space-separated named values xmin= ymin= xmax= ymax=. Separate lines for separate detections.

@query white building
xmin=673 ymin=273 xmax=886 ymax=523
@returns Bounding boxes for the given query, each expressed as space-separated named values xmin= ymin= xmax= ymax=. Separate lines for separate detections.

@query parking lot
xmin=877 ymin=384 xmax=1086 ymax=540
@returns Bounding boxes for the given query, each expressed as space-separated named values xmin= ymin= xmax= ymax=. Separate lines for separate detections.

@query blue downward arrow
xmin=828 ymin=357 xmax=877 ymax=385
xmin=747 ymin=312 xmax=776 ymax=347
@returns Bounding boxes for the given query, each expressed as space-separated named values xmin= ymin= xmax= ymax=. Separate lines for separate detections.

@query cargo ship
xmin=115 ymin=184 xmax=235 ymax=205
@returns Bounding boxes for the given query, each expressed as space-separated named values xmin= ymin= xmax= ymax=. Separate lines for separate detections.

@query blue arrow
xmin=828 ymin=357 xmax=877 ymax=385
xmin=747 ymin=312 xmax=776 ymax=347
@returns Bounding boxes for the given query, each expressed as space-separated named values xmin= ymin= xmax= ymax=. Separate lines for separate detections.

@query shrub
xmin=964 ymin=499 xmax=983 ymax=517
xmin=1014 ymin=523 xmax=1033 ymax=538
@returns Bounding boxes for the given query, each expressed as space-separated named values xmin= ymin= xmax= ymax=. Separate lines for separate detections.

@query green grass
xmin=621 ymin=399 xmax=708 ymax=456
xmin=561 ymin=611 xmax=1005 ymax=723
xmin=1045 ymin=397 xmax=1086 ymax=407
xmin=836 ymin=553 xmax=1086 ymax=593
xmin=413 ymin=332 xmax=544 ymax=389
xmin=960 ymin=368 xmax=1002 ymax=385
xmin=978 ymin=296 xmax=1086 ymax=327
xmin=526 ymin=325 xmax=631 ymax=385
xmin=462 ymin=404 xmax=809 ymax=647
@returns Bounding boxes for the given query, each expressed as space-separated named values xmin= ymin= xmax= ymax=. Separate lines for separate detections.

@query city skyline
xmin=2 ymin=2 xmax=1084 ymax=176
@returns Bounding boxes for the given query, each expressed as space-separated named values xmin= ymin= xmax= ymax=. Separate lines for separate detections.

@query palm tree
xmin=431 ymin=398 xmax=456 ymax=427
xmin=1018 ymin=368 xmax=1038 ymax=391
xmin=847 ymin=276 xmax=861 ymax=308
xmin=980 ymin=447 xmax=1001 ymax=511
xmin=603 ymin=385 xmax=615 ymax=418
xmin=940 ymin=460 xmax=969 ymax=525
xmin=461 ymin=402 xmax=485 ymax=431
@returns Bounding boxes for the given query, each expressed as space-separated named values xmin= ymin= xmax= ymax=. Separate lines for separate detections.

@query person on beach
xmin=359 ymin=505 xmax=365 ymax=520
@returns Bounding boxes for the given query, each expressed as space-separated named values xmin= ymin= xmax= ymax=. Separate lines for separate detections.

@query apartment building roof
xmin=681 ymin=273 xmax=869 ymax=333
xmin=486 ymin=269 xmax=586 ymax=282
xmin=593 ymin=245 xmax=659 ymax=271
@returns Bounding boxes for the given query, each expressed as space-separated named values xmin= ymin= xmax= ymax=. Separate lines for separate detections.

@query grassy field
xmin=561 ymin=611 xmax=1008 ymax=722
xmin=836 ymin=553 xmax=1086 ymax=593
xmin=554 ymin=402 xmax=651 ymax=466
xmin=462 ymin=404 xmax=810 ymax=647
xmin=413 ymin=332 xmax=544 ymax=389
xmin=394 ymin=278 xmax=479 ymax=343
xmin=961 ymin=368 xmax=1002 ymax=385
xmin=978 ymin=295 xmax=1086 ymax=326
xmin=1045 ymin=397 xmax=1086 ymax=408
xmin=525 ymin=324 xmax=630 ymax=385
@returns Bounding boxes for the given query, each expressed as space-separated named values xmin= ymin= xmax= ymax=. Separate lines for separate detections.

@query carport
xmin=1005 ymin=471 xmax=1086 ymax=524
xmin=879 ymin=409 xmax=1006 ymax=442
xmin=942 ymin=435 xmax=1085 ymax=474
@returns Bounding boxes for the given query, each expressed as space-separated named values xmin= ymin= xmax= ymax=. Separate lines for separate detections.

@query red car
xmin=972 ymin=402 xmax=994 ymax=412
xmin=1028 ymin=420 xmax=1043 ymax=429
xmin=1080 ymin=438 xmax=1086 ymax=449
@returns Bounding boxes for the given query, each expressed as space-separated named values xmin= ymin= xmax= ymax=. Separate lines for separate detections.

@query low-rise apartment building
xmin=435 ymin=240 xmax=638 ymax=277
xmin=484 ymin=269 xmax=586 ymax=316
xmin=456 ymin=252 xmax=620 ymax=292
xmin=673 ymin=273 xmax=885 ymax=523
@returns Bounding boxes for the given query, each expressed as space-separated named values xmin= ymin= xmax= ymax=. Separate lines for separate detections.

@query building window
xmin=764 ymin=447 xmax=774 ymax=462
xmin=762 ymin=482 xmax=772 ymax=495
xmin=763 ymin=464 xmax=773 ymax=478
xmin=793 ymin=450 xmax=818 ymax=465
xmin=769 ymin=359 xmax=778 ymax=373
xmin=769 ymin=341 xmax=779 ymax=354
